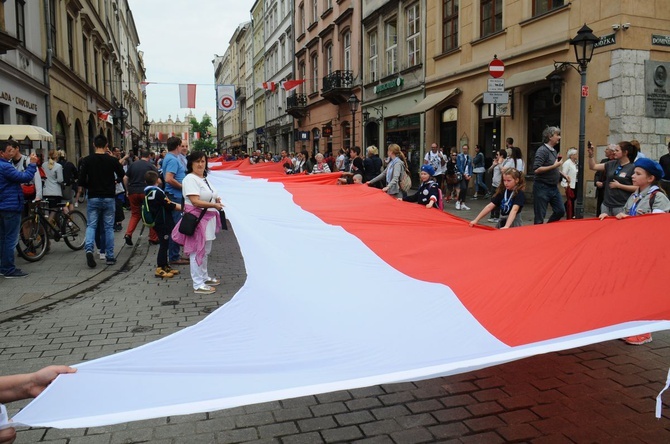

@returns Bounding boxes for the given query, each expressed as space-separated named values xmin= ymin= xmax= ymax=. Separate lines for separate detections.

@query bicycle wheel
xmin=17 ymin=216 xmax=49 ymax=262
xmin=62 ymin=210 xmax=87 ymax=250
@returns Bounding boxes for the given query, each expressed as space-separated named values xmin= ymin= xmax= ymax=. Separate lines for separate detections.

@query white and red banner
xmin=179 ymin=83 xmax=197 ymax=108
xmin=193 ymin=132 xmax=200 ymax=140
xmin=260 ymin=81 xmax=277 ymax=92
xmin=11 ymin=161 xmax=670 ymax=428
xmin=140 ymin=81 xmax=150 ymax=93
xmin=216 ymin=84 xmax=236 ymax=111
xmin=281 ymin=79 xmax=306 ymax=92
xmin=96 ymin=109 xmax=113 ymax=124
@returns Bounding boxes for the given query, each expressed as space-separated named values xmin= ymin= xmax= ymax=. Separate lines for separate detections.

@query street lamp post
xmin=348 ymin=94 xmax=359 ymax=149
xmin=143 ymin=120 xmax=150 ymax=149
xmin=570 ymin=24 xmax=598 ymax=219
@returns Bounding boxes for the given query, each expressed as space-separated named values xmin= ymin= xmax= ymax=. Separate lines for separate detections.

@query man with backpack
xmin=122 ymin=148 xmax=160 ymax=246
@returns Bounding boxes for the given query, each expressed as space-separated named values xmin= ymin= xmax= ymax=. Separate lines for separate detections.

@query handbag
xmin=400 ymin=167 xmax=412 ymax=193
xmin=456 ymin=172 xmax=463 ymax=182
xmin=178 ymin=208 xmax=207 ymax=236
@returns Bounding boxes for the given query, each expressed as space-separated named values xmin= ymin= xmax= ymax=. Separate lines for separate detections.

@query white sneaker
xmin=455 ymin=201 xmax=461 ymax=210
xmin=99 ymin=252 xmax=105 ymax=260
xmin=461 ymin=203 xmax=471 ymax=210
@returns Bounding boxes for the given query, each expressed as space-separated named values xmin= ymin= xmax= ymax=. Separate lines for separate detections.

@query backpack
xmin=37 ymin=165 xmax=46 ymax=185
xmin=141 ymin=187 xmax=164 ymax=227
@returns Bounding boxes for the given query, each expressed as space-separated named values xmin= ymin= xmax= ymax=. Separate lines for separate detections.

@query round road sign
xmin=489 ymin=58 xmax=505 ymax=78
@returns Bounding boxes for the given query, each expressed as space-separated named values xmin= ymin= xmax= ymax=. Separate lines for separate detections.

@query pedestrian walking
xmin=163 ymin=137 xmax=189 ymax=266
xmin=78 ymin=134 xmax=125 ymax=268
xmin=456 ymin=144 xmax=473 ymax=210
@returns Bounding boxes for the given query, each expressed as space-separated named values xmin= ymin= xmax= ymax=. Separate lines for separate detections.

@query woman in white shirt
xmin=179 ymin=152 xmax=224 ymax=294
xmin=561 ymin=148 xmax=578 ymax=219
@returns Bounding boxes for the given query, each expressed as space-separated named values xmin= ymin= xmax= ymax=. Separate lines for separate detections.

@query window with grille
xmin=480 ymin=0 xmax=502 ymax=37
xmin=442 ymin=0 xmax=458 ymax=52
xmin=369 ymin=31 xmax=378 ymax=82
xmin=406 ymin=4 xmax=420 ymax=67
xmin=385 ymin=21 xmax=397 ymax=76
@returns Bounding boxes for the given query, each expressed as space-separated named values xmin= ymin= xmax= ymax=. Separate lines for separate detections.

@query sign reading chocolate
xmin=0 ymin=90 xmax=38 ymax=111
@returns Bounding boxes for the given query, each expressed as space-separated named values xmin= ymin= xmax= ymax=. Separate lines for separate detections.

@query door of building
xmin=527 ymin=88 xmax=561 ymax=176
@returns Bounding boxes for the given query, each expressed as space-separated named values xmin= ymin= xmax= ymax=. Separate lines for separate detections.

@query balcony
xmin=286 ymin=93 xmax=308 ymax=118
xmin=321 ymin=70 xmax=354 ymax=105
xmin=236 ymin=86 xmax=246 ymax=101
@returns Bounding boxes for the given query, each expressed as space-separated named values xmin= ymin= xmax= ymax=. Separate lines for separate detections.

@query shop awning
xmin=0 ymin=125 xmax=54 ymax=142
xmin=505 ymin=65 xmax=555 ymax=90
xmin=399 ymin=88 xmax=460 ymax=116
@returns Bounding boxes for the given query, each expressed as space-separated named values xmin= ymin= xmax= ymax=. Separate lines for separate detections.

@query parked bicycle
xmin=17 ymin=201 xmax=87 ymax=262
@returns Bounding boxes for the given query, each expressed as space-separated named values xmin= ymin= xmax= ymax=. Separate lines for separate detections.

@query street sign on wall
xmin=483 ymin=92 xmax=509 ymax=104
xmin=489 ymin=58 xmax=505 ymax=78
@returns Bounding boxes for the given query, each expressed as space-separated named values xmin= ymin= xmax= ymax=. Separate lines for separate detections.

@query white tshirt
xmin=182 ymin=173 xmax=219 ymax=240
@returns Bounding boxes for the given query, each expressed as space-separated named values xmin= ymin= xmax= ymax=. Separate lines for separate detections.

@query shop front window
xmin=527 ymin=88 xmax=561 ymax=176
xmin=385 ymin=114 xmax=420 ymax=179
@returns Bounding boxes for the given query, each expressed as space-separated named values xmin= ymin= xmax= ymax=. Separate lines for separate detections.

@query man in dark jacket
xmin=0 ymin=140 xmax=39 ymax=278
xmin=78 ymin=135 xmax=125 ymax=268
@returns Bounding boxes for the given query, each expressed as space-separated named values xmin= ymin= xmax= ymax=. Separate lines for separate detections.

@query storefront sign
xmin=297 ymin=131 xmax=310 ymax=141
xmin=322 ymin=126 xmax=332 ymax=137
xmin=652 ymin=34 xmax=670 ymax=47
xmin=645 ymin=60 xmax=670 ymax=118
xmin=594 ymin=33 xmax=616 ymax=49
xmin=0 ymin=91 xmax=38 ymax=111
xmin=374 ymin=77 xmax=403 ymax=94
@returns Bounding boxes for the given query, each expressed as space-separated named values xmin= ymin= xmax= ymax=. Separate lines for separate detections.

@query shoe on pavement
xmin=124 ymin=234 xmax=133 ymax=246
xmin=4 ymin=269 xmax=28 ymax=278
xmin=461 ymin=203 xmax=471 ymax=210
xmin=624 ymin=334 xmax=652 ymax=345
xmin=455 ymin=201 xmax=461 ymax=210
xmin=170 ymin=258 xmax=190 ymax=265
xmin=106 ymin=257 xmax=116 ymax=266
xmin=205 ymin=278 xmax=221 ymax=286
xmin=148 ymin=239 xmax=160 ymax=245
xmin=86 ymin=251 xmax=97 ymax=268
xmin=155 ymin=267 xmax=174 ymax=279
xmin=163 ymin=265 xmax=179 ymax=275
xmin=473 ymin=194 xmax=478 ymax=199
xmin=487 ymin=217 xmax=496 ymax=222
xmin=99 ymin=252 xmax=106 ymax=260
xmin=194 ymin=285 xmax=216 ymax=295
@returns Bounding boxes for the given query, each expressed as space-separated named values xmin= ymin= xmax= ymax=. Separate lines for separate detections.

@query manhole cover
xmin=161 ymin=300 xmax=180 ymax=306
xmin=130 ymin=326 xmax=153 ymax=333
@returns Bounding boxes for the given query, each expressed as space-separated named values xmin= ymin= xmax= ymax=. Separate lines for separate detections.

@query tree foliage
xmin=189 ymin=116 xmax=216 ymax=154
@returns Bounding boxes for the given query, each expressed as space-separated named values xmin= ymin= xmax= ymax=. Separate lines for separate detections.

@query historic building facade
xmin=289 ymin=0 xmax=362 ymax=157
xmin=0 ymin=0 xmax=49 ymax=155
xmin=423 ymin=0 xmax=670 ymax=206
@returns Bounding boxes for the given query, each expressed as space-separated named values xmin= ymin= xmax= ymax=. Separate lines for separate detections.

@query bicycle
xmin=17 ymin=201 xmax=87 ymax=262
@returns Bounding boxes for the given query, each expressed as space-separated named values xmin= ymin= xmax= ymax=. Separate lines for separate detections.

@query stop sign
xmin=489 ymin=58 xmax=505 ymax=78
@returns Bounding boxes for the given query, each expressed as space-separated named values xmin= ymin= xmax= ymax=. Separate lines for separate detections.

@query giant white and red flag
xmin=11 ymin=161 xmax=670 ymax=428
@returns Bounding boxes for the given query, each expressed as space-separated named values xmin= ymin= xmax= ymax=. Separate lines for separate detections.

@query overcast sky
xmin=128 ymin=0 xmax=252 ymax=123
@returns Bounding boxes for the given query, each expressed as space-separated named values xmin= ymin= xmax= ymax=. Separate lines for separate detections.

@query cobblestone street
xmin=2 ymin=207 xmax=670 ymax=443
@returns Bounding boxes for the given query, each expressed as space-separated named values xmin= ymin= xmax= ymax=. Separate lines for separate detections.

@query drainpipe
xmin=43 ymin=0 xmax=53 ymax=153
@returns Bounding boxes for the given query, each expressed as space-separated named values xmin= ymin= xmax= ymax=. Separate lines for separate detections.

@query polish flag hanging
xmin=181 ymin=132 xmax=188 ymax=141
xmin=260 ymin=81 xmax=277 ymax=92
xmin=97 ymin=109 xmax=113 ymax=124
xmin=140 ymin=82 xmax=150 ymax=93
xmin=193 ymin=132 xmax=201 ymax=141
xmin=12 ymin=161 xmax=670 ymax=429
xmin=281 ymin=79 xmax=307 ymax=92
xmin=179 ymin=84 xmax=197 ymax=108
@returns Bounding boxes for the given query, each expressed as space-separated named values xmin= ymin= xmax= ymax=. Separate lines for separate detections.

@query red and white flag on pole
xmin=181 ymin=132 xmax=188 ymax=141
xmin=193 ymin=132 xmax=201 ymax=141
xmin=155 ymin=132 xmax=162 ymax=141
xmin=281 ymin=79 xmax=307 ymax=92
xmin=179 ymin=84 xmax=197 ymax=108
xmin=97 ymin=109 xmax=113 ymax=124
xmin=140 ymin=82 xmax=150 ymax=93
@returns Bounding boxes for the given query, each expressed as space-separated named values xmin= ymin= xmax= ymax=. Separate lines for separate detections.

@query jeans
xmin=533 ymin=181 xmax=565 ymax=224
xmin=458 ymin=178 xmax=470 ymax=202
xmin=85 ymin=197 xmax=115 ymax=259
xmin=474 ymin=173 xmax=488 ymax=195
xmin=166 ymin=192 xmax=183 ymax=262
xmin=0 ymin=211 xmax=22 ymax=275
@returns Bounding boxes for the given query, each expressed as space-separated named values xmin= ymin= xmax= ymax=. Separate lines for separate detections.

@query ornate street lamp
xmin=143 ymin=120 xmax=150 ymax=148
xmin=348 ymin=93 xmax=359 ymax=149
xmin=571 ymin=24 xmax=598 ymax=219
